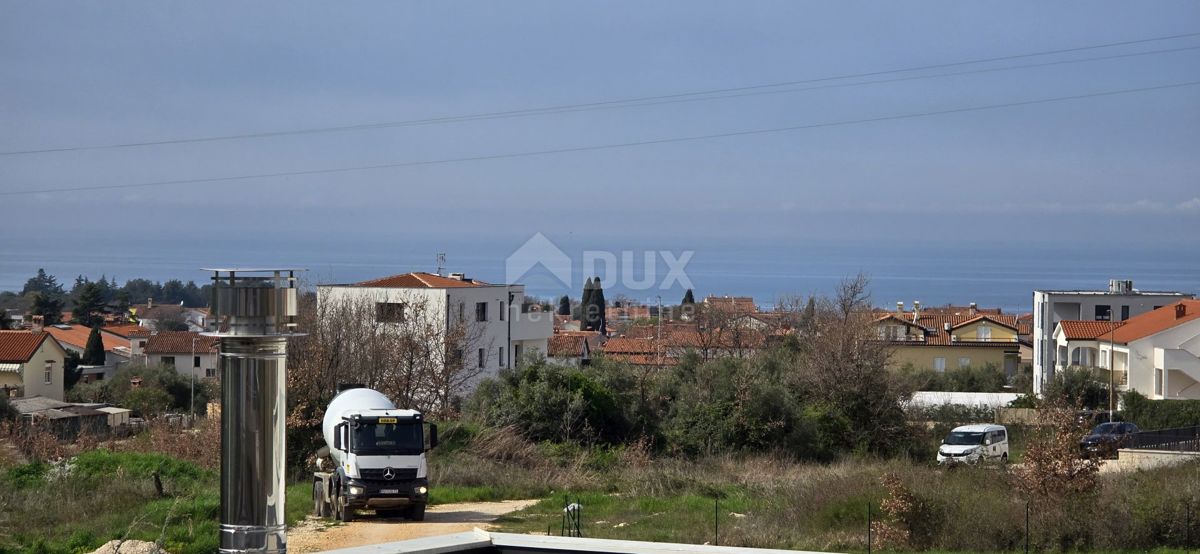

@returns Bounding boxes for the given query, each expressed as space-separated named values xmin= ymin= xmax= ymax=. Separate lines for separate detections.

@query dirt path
xmin=288 ymin=499 xmax=539 ymax=553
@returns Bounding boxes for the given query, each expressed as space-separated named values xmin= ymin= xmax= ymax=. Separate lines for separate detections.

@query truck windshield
xmin=944 ymin=431 xmax=986 ymax=445
xmin=351 ymin=422 xmax=424 ymax=455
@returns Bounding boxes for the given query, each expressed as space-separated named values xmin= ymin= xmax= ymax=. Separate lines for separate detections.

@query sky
xmin=1 ymin=2 xmax=1199 ymax=257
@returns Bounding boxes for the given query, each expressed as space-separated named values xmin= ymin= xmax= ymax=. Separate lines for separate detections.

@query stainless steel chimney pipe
xmin=204 ymin=269 xmax=304 ymax=554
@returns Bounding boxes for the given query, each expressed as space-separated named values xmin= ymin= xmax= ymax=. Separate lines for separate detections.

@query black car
xmin=1080 ymin=422 xmax=1140 ymax=459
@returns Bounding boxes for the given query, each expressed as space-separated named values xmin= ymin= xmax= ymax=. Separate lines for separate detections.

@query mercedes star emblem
xmin=383 ymin=467 xmax=395 ymax=480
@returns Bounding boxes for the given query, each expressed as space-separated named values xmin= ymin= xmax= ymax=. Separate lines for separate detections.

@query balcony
xmin=511 ymin=310 xmax=553 ymax=341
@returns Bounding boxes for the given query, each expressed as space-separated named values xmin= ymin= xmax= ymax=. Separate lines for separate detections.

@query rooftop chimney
xmin=1109 ymin=279 xmax=1135 ymax=294
xmin=896 ymin=301 xmax=905 ymax=315
xmin=969 ymin=302 xmax=977 ymax=315
xmin=912 ymin=301 xmax=921 ymax=323
xmin=147 ymin=298 xmax=154 ymax=309
xmin=205 ymin=268 xmax=303 ymax=554
xmin=1177 ymin=303 xmax=1187 ymax=319
xmin=30 ymin=314 xmax=44 ymax=333
xmin=449 ymin=272 xmax=466 ymax=281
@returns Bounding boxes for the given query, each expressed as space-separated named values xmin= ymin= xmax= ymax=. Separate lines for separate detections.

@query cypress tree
xmin=557 ymin=295 xmax=571 ymax=316
xmin=591 ymin=277 xmax=607 ymax=335
xmin=82 ymin=326 xmax=106 ymax=366
xmin=581 ymin=278 xmax=595 ymax=330
xmin=681 ymin=289 xmax=695 ymax=305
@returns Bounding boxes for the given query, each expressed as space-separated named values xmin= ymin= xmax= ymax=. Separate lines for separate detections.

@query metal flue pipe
xmin=205 ymin=268 xmax=304 ymax=554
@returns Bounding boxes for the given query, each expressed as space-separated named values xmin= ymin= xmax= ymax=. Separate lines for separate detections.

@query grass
xmin=0 ymin=450 xmax=317 ymax=554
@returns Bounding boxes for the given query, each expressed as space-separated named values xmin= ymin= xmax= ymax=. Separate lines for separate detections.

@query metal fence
xmin=1127 ymin=425 xmax=1200 ymax=452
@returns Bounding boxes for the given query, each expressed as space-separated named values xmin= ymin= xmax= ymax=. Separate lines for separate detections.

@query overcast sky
xmin=2 ymin=2 xmax=1199 ymax=249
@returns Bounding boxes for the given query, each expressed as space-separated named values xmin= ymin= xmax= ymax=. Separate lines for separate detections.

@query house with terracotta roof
xmin=703 ymin=295 xmax=758 ymax=314
xmin=1032 ymin=279 xmax=1192 ymax=395
xmin=876 ymin=305 xmax=1021 ymax=376
xmin=0 ymin=330 xmax=67 ymax=401
xmin=1056 ymin=301 xmax=1200 ymax=399
xmin=318 ymin=271 xmax=553 ymax=379
xmin=144 ymin=331 xmax=220 ymax=380
xmin=130 ymin=299 xmax=210 ymax=332
xmin=102 ymin=324 xmax=154 ymax=364
xmin=44 ymin=324 xmax=132 ymax=382
xmin=547 ymin=332 xmax=606 ymax=366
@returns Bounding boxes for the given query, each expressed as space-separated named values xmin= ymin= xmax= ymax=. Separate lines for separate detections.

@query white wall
xmin=1033 ymin=291 xmax=1187 ymax=395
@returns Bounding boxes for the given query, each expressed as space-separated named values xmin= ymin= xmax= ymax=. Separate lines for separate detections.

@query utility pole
xmin=1108 ymin=308 xmax=1116 ymax=423
xmin=190 ymin=335 xmax=196 ymax=419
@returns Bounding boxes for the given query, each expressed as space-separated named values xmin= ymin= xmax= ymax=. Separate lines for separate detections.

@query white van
xmin=937 ymin=424 xmax=1009 ymax=465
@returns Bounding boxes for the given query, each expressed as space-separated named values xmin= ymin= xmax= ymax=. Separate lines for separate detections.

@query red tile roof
xmin=102 ymin=324 xmax=153 ymax=339
xmin=548 ymin=333 xmax=604 ymax=358
xmin=45 ymin=324 xmax=130 ymax=352
xmin=704 ymin=295 xmax=758 ymax=313
xmin=1110 ymin=301 xmax=1200 ymax=344
xmin=0 ymin=331 xmax=52 ymax=363
xmin=875 ymin=311 xmax=1020 ymax=348
xmin=1058 ymin=320 xmax=1125 ymax=340
xmin=354 ymin=272 xmax=488 ymax=288
xmin=144 ymin=331 xmax=218 ymax=354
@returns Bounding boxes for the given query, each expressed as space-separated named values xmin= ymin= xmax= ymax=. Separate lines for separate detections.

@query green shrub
xmin=1122 ymin=390 xmax=1200 ymax=429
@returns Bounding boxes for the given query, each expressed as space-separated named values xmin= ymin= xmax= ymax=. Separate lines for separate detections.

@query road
xmin=287 ymin=499 xmax=540 ymax=553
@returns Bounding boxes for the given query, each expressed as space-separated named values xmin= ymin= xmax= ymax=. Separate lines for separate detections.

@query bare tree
xmin=794 ymin=274 xmax=911 ymax=454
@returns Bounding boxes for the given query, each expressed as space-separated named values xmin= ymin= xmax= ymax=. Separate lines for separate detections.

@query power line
xmin=4 ymin=80 xmax=1197 ymax=198
xmin=2 ymin=31 xmax=1198 ymax=156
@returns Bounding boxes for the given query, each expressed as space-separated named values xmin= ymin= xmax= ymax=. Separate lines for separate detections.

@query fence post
xmin=1186 ymin=499 xmax=1192 ymax=550
xmin=714 ymin=495 xmax=719 ymax=546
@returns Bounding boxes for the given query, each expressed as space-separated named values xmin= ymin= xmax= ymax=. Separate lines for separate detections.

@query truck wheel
xmin=408 ymin=504 xmax=426 ymax=521
xmin=312 ymin=479 xmax=331 ymax=520
xmin=337 ymin=497 xmax=355 ymax=523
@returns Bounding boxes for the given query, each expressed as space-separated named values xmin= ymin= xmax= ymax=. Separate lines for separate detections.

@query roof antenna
xmin=435 ymin=253 xmax=446 ymax=276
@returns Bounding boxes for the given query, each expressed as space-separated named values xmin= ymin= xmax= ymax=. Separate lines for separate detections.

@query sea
xmin=2 ymin=235 xmax=1197 ymax=314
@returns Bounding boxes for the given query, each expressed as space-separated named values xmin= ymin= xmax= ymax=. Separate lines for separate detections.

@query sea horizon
xmin=2 ymin=235 xmax=1197 ymax=314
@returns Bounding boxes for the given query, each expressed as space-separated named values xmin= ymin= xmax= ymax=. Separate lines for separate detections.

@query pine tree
xmin=64 ymin=351 xmax=83 ymax=390
xmin=557 ymin=295 xmax=571 ymax=316
xmin=591 ymin=277 xmax=607 ymax=335
xmin=681 ymin=289 xmax=695 ymax=305
xmin=802 ymin=295 xmax=817 ymax=328
xmin=82 ymin=326 xmax=106 ymax=366
xmin=74 ymin=282 xmax=107 ymax=328
xmin=22 ymin=268 xmax=64 ymax=297
xmin=0 ymin=310 xmax=11 ymax=330
xmin=31 ymin=293 xmax=64 ymax=325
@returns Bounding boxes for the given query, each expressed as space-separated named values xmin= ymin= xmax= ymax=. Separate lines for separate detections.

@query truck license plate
xmin=381 ymin=489 xmax=399 ymax=494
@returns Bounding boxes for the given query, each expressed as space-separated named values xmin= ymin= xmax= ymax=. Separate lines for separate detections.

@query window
xmin=499 ymin=347 xmax=505 ymax=367
xmin=206 ymin=367 xmax=217 ymax=379
xmin=1155 ymin=368 xmax=1163 ymax=396
xmin=978 ymin=325 xmax=992 ymax=341
xmin=933 ymin=357 xmax=946 ymax=372
xmin=193 ymin=356 xmax=201 ymax=368
xmin=1095 ymin=305 xmax=1111 ymax=321
xmin=475 ymin=302 xmax=488 ymax=322
xmin=958 ymin=357 xmax=971 ymax=369
xmin=163 ymin=356 xmax=176 ymax=368
xmin=458 ymin=303 xmax=465 ymax=322
xmin=1120 ymin=305 xmax=1130 ymax=321
xmin=499 ymin=301 xmax=505 ymax=321
xmin=375 ymin=302 xmax=406 ymax=323
xmin=514 ymin=344 xmax=523 ymax=362
xmin=43 ymin=361 xmax=54 ymax=385
xmin=1100 ymin=350 xmax=1110 ymax=369
xmin=477 ymin=348 xmax=485 ymax=368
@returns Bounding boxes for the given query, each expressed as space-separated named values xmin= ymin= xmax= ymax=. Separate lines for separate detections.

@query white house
xmin=1032 ymin=279 xmax=1190 ymax=395
xmin=144 ymin=331 xmax=220 ymax=380
xmin=0 ymin=330 xmax=67 ymax=401
xmin=318 ymin=272 xmax=553 ymax=380
xmin=1054 ymin=300 xmax=1200 ymax=400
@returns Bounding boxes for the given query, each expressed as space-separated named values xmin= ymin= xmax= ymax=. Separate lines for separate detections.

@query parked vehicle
xmin=937 ymin=424 xmax=1009 ymax=465
xmin=312 ymin=386 xmax=438 ymax=522
xmin=1080 ymin=421 xmax=1140 ymax=459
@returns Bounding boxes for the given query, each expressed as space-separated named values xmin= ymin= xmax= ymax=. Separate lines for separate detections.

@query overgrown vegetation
xmin=1122 ymin=390 xmax=1200 ymax=429
xmin=67 ymin=363 xmax=214 ymax=417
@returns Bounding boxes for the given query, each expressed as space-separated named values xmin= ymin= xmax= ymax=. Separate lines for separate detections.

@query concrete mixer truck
xmin=311 ymin=387 xmax=438 ymax=522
